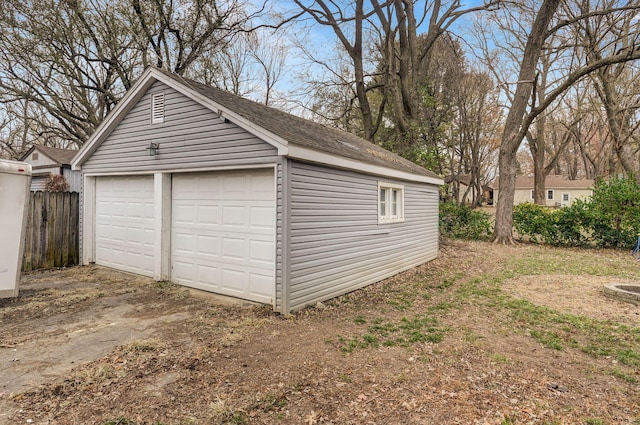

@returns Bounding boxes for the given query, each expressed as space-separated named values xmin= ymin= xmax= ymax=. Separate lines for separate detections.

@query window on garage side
xmin=378 ymin=182 xmax=404 ymax=223
xmin=151 ymin=92 xmax=165 ymax=124
xmin=547 ymin=189 xmax=554 ymax=200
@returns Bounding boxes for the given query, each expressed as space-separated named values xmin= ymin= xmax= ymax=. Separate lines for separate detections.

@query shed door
xmin=95 ymin=176 xmax=155 ymax=277
xmin=171 ymin=169 xmax=275 ymax=303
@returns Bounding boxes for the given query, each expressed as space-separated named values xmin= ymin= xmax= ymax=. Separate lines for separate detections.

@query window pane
xmin=379 ymin=188 xmax=387 ymax=216
xmin=547 ymin=190 xmax=553 ymax=200
xmin=391 ymin=189 xmax=398 ymax=216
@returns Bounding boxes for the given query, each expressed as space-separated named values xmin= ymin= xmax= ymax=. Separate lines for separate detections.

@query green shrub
xmin=513 ymin=203 xmax=553 ymax=244
xmin=512 ymin=176 xmax=640 ymax=249
xmin=552 ymin=199 xmax=592 ymax=247
xmin=439 ymin=202 xmax=493 ymax=240
xmin=588 ymin=177 xmax=640 ymax=249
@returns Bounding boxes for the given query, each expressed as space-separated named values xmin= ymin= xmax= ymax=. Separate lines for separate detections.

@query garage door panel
xmin=250 ymin=240 xmax=274 ymax=264
xmin=222 ymin=206 xmax=245 ymax=226
xmin=221 ymin=268 xmax=246 ymax=292
xmin=197 ymin=234 xmax=219 ymax=256
xmin=198 ymin=205 xmax=219 ymax=224
xmin=249 ymin=273 xmax=273 ymax=297
xmin=222 ymin=237 xmax=246 ymax=260
xmin=250 ymin=175 xmax=274 ymax=194
xmin=95 ymin=176 xmax=155 ymax=277
xmin=251 ymin=207 xmax=274 ymax=228
xmin=197 ymin=265 xmax=220 ymax=285
xmin=223 ymin=175 xmax=247 ymax=193
xmin=171 ymin=169 xmax=275 ymax=303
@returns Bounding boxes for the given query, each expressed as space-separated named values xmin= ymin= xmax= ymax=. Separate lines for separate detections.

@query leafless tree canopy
xmin=2 ymin=0 xmax=640 ymax=242
xmin=0 ymin=0 xmax=286 ymax=157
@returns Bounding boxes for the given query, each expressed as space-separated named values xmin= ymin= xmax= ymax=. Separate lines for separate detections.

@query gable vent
xmin=151 ymin=92 xmax=165 ymax=124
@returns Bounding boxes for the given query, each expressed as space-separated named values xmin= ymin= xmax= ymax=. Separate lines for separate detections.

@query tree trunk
xmin=493 ymin=0 xmax=561 ymax=243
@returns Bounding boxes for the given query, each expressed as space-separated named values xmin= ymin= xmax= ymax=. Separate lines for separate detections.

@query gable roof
xmin=444 ymin=174 xmax=472 ymax=186
xmin=20 ymin=145 xmax=78 ymax=166
xmin=73 ymin=67 xmax=443 ymax=185
xmin=494 ymin=175 xmax=595 ymax=190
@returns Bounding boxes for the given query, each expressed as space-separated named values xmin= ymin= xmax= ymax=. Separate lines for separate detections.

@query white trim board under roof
xmin=73 ymin=67 xmax=443 ymax=186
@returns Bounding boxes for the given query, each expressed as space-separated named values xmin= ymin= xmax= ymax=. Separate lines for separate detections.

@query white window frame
xmin=530 ymin=190 xmax=535 ymax=200
xmin=562 ymin=192 xmax=570 ymax=202
xmin=151 ymin=92 xmax=165 ymax=124
xmin=547 ymin=189 xmax=554 ymax=200
xmin=378 ymin=182 xmax=405 ymax=224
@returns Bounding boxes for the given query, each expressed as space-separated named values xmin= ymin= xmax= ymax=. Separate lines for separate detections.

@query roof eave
xmin=287 ymin=145 xmax=444 ymax=185
xmin=73 ymin=67 xmax=443 ymax=185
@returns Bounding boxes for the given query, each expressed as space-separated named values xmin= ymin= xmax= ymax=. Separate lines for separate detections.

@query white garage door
xmin=95 ymin=176 xmax=155 ymax=277
xmin=171 ymin=169 xmax=275 ymax=303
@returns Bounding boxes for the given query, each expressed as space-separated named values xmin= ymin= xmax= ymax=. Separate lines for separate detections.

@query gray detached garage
xmin=72 ymin=67 xmax=444 ymax=313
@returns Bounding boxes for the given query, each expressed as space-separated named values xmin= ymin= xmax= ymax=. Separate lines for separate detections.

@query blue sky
xmin=262 ymin=1 xmax=492 ymax=108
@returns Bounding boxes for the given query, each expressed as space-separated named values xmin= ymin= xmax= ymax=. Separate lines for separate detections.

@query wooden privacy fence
xmin=22 ymin=191 xmax=79 ymax=271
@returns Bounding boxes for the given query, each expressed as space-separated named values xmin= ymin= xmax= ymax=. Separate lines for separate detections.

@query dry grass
xmin=1 ymin=242 xmax=640 ymax=425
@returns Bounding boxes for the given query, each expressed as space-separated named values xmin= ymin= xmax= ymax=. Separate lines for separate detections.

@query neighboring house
xmin=20 ymin=145 xmax=81 ymax=192
xmin=71 ymin=67 xmax=444 ymax=313
xmin=494 ymin=175 xmax=595 ymax=207
xmin=444 ymin=174 xmax=472 ymax=204
xmin=444 ymin=174 xmax=494 ymax=206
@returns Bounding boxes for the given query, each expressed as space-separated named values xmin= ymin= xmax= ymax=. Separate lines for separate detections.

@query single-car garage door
xmin=95 ymin=175 xmax=155 ymax=277
xmin=171 ymin=169 xmax=275 ymax=303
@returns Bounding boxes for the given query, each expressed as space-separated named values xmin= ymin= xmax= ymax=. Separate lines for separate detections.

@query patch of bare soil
xmin=1 ymin=242 xmax=639 ymax=425
xmin=503 ymin=275 xmax=640 ymax=326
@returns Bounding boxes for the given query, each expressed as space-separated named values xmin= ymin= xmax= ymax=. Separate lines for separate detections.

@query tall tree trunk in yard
xmin=531 ymin=115 xmax=548 ymax=205
xmin=493 ymin=0 xmax=561 ymax=243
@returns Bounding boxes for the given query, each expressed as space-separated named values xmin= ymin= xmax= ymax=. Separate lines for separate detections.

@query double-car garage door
xmin=94 ymin=169 xmax=275 ymax=303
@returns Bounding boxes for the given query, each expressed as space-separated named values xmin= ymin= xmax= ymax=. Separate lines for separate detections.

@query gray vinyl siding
xmin=81 ymin=81 xmax=278 ymax=174
xmin=63 ymin=169 xmax=82 ymax=192
xmin=288 ymin=161 xmax=439 ymax=311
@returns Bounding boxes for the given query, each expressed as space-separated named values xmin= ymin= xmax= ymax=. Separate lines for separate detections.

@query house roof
xmin=72 ymin=67 xmax=443 ymax=185
xmin=444 ymin=174 xmax=472 ymax=186
xmin=494 ymin=175 xmax=595 ymax=189
xmin=20 ymin=145 xmax=78 ymax=166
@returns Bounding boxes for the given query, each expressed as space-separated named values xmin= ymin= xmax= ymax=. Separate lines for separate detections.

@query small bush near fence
xmin=22 ymin=191 xmax=79 ymax=271
xmin=439 ymin=202 xmax=493 ymax=241
xmin=513 ymin=177 xmax=640 ymax=249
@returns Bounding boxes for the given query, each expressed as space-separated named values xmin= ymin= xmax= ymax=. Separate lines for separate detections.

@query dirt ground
xmin=1 ymin=241 xmax=639 ymax=424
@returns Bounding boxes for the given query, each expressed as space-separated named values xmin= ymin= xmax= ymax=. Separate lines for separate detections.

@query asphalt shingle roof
xmin=157 ymin=69 xmax=440 ymax=180
xmin=20 ymin=146 xmax=78 ymax=165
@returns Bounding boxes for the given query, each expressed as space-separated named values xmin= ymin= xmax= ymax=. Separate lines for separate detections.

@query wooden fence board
xmin=22 ymin=191 xmax=79 ymax=271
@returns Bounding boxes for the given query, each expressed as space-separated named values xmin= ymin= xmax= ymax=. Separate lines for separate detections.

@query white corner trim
xmin=288 ymin=145 xmax=444 ymax=185
xmin=153 ymin=173 xmax=171 ymax=281
xmin=82 ymin=175 xmax=96 ymax=265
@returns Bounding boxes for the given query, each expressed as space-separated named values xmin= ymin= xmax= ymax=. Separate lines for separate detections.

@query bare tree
xmin=0 ymin=0 xmax=267 ymax=147
xmin=490 ymin=0 xmax=640 ymax=243
xmin=574 ymin=0 xmax=640 ymax=177
xmin=493 ymin=0 xmax=561 ymax=243
xmin=447 ymin=69 xmax=502 ymax=206
xmin=293 ymin=0 xmax=499 ymax=144
xmin=292 ymin=0 xmax=382 ymax=140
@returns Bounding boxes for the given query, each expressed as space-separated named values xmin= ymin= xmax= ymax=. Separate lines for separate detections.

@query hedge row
xmin=440 ymin=177 xmax=640 ymax=250
xmin=513 ymin=177 xmax=640 ymax=249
